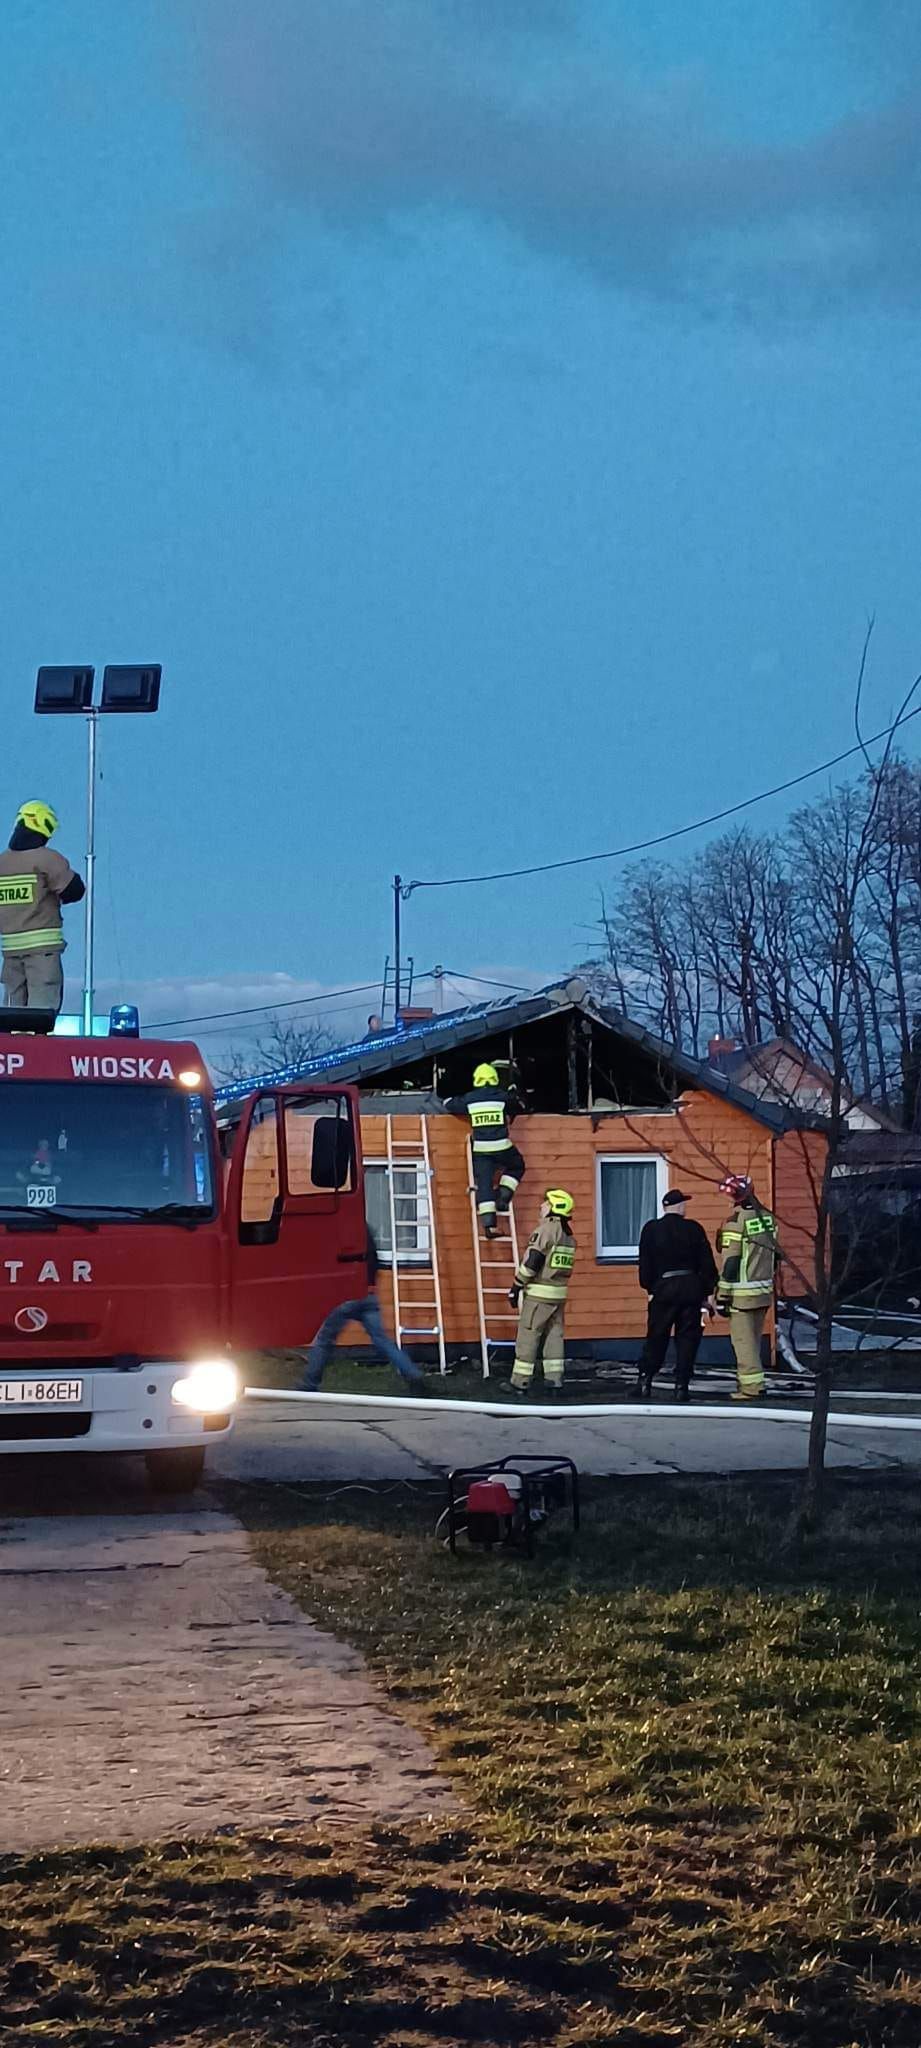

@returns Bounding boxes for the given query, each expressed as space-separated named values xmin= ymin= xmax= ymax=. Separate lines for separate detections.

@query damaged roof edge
xmin=213 ymin=977 xmax=824 ymax=1135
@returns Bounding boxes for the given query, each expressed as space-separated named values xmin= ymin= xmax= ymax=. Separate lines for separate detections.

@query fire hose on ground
xmin=244 ymin=1386 xmax=921 ymax=1433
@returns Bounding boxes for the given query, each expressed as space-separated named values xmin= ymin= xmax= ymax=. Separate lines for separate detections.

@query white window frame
xmin=596 ymin=1152 xmax=668 ymax=1261
xmin=364 ymin=1159 xmax=431 ymax=1265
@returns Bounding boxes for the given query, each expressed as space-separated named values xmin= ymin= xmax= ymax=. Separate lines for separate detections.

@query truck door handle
xmin=337 ymin=1250 xmax=366 ymax=1262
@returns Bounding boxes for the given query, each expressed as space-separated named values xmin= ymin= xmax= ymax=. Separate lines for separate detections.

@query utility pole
xmin=83 ymin=708 xmax=99 ymax=1035
xmin=393 ymin=874 xmax=402 ymax=1022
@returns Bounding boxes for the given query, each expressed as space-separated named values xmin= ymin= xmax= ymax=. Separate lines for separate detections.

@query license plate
xmin=0 ymin=1378 xmax=84 ymax=1406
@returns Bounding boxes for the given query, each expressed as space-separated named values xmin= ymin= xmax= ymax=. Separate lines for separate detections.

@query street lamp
xmin=34 ymin=665 xmax=162 ymax=1034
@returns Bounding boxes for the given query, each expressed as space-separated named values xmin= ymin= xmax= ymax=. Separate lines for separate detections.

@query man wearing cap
xmin=0 ymin=802 xmax=84 ymax=1013
xmin=637 ymin=1188 xmax=718 ymax=1402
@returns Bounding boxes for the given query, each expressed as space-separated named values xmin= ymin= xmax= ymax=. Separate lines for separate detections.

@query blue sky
xmin=3 ymin=0 xmax=921 ymax=1063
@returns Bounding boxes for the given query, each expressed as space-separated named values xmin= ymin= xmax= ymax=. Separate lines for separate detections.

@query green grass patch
xmin=241 ymin=1350 xmax=546 ymax=1403
xmin=5 ymin=1473 xmax=921 ymax=2045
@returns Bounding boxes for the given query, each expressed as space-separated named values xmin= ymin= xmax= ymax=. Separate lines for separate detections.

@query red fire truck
xmin=0 ymin=1010 xmax=364 ymax=1491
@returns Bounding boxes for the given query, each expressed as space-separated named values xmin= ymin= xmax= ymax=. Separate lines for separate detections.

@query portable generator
xmin=445 ymin=1454 xmax=579 ymax=1557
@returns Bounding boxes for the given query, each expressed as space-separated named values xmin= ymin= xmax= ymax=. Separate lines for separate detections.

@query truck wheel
xmin=145 ymin=1447 xmax=206 ymax=1494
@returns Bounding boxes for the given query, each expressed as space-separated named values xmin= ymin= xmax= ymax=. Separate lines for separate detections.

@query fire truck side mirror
xmin=310 ymin=1114 xmax=353 ymax=1190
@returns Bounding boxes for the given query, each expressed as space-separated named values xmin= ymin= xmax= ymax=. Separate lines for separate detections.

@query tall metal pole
xmin=393 ymin=874 xmax=402 ymax=1023
xmin=82 ymin=709 xmax=98 ymax=1036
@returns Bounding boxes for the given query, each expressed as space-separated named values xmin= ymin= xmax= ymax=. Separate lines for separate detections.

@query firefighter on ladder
xmin=715 ymin=1173 xmax=780 ymax=1400
xmin=508 ymin=1189 xmax=575 ymax=1394
xmin=445 ymin=1062 xmax=525 ymax=1238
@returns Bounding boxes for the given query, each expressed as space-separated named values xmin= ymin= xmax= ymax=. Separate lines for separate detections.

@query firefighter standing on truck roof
xmin=0 ymin=803 xmax=84 ymax=1014
xmin=445 ymin=1062 xmax=525 ymax=1238
xmin=715 ymin=1173 xmax=780 ymax=1401
xmin=508 ymin=1189 xmax=575 ymax=1394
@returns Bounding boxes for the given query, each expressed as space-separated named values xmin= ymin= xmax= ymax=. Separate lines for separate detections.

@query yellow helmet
xmin=473 ymin=1062 xmax=499 ymax=1089
xmin=16 ymin=800 xmax=58 ymax=840
xmin=545 ymin=1188 xmax=574 ymax=1219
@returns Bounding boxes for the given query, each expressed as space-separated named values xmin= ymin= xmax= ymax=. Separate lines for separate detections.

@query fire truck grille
xmin=0 ymin=1414 xmax=92 ymax=1442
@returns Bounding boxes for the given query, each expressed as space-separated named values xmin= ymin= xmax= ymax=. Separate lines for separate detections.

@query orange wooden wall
xmin=362 ymin=1091 xmax=790 ymax=1347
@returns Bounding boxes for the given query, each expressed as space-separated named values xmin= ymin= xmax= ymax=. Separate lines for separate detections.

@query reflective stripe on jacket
xmin=447 ymin=1085 xmax=519 ymax=1152
xmin=515 ymin=1217 xmax=576 ymax=1302
xmin=0 ymin=846 xmax=73 ymax=956
xmin=1 ymin=925 xmax=65 ymax=954
xmin=716 ymin=1203 xmax=778 ymax=1309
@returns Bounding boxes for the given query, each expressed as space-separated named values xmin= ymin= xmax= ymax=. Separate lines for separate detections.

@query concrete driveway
xmin=0 ymin=1461 xmax=448 ymax=1854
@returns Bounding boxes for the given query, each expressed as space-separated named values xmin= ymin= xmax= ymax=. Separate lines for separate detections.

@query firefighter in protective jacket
xmin=445 ymin=1062 xmax=525 ymax=1238
xmin=0 ymin=801 xmax=85 ymax=1013
xmin=715 ymin=1174 xmax=780 ymax=1400
xmin=509 ymin=1189 xmax=575 ymax=1392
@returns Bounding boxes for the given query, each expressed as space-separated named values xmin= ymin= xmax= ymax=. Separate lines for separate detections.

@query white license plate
xmin=0 ymin=1378 xmax=84 ymax=1406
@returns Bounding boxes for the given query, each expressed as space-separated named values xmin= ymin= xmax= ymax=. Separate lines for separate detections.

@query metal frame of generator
xmin=445 ymin=1453 xmax=580 ymax=1557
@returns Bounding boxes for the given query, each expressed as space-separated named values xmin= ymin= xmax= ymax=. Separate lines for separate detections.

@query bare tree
xmin=219 ymin=1014 xmax=334 ymax=1084
xmin=581 ymin=647 xmax=921 ymax=1527
xmin=583 ymin=761 xmax=921 ymax=1120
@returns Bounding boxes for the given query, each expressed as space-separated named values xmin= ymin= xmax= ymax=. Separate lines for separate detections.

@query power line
xmin=148 ymin=965 xmax=530 ymax=1037
xmin=149 ymin=978 xmax=394 ymax=1033
xmin=404 ymin=701 xmax=921 ymax=893
xmin=442 ymin=968 xmax=532 ymax=993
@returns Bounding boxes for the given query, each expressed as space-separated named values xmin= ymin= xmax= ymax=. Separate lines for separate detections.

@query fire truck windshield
xmin=0 ymin=1083 xmax=215 ymax=1220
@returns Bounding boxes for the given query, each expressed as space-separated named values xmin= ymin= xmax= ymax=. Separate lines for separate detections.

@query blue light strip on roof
xmin=213 ymin=1001 xmax=482 ymax=1107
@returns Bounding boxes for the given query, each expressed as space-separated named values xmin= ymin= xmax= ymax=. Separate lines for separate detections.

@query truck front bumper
xmin=0 ymin=1363 xmax=236 ymax=1456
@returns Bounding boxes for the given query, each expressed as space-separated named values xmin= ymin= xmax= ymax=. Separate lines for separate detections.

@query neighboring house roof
xmin=705 ymin=1036 xmax=896 ymax=1131
xmin=215 ymin=977 xmax=820 ymax=1133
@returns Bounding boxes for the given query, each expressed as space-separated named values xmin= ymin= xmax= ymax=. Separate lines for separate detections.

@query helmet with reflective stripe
xmin=16 ymin=800 xmax=58 ymax=840
xmin=473 ymin=1063 xmax=499 ymax=1089
xmin=720 ymin=1173 xmax=753 ymax=1201
xmin=545 ymin=1187 xmax=574 ymax=1218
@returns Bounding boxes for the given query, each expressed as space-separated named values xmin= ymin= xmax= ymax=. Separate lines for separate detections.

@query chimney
xmin=708 ymin=1036 xmax=738 ymax=1062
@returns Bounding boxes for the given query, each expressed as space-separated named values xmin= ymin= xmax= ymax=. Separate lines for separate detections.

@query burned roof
xmin=214 ymin=977 xmax=818 ymax=1134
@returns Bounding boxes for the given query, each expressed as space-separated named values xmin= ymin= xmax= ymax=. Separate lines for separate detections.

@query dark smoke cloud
xmin=177 ymin=0 xmax=921 ymax=318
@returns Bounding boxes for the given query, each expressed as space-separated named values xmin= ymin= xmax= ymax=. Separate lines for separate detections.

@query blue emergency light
xmin=109 ymin=1004 xmax=140 ymax=1038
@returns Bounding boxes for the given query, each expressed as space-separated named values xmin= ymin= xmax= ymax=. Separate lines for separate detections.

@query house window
xmin=364 ymin=1161 xmax=430 ymax=1263
xmin=597 ymin=1153 xmax=668 ymax=1259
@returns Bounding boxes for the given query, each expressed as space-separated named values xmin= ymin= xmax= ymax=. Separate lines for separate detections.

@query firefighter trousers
xmin=472 ymin=1144 xmax=525 ymax=1227
xmin=511 ymin=1294 xmax=565 ymax=1389
xmin=642 ymin=1275 xmax=704 ymax=1389
xmin=2 ymin=948 xmax=64 ymax=1013
xmin=728 ymin=1307 xmax=767 ymax=1396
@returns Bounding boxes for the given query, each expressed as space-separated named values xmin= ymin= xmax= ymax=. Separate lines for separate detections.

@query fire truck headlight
xmin=171 ymin=1361 xmax=239 ymax=1413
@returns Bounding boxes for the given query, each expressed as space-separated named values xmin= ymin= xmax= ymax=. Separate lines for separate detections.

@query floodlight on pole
xmin=34 ymin=665 xmax=162 ymax=1034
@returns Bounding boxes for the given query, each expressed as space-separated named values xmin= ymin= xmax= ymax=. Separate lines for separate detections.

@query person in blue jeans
xmin=301 ymin=1227 xmax=426 ymax=1390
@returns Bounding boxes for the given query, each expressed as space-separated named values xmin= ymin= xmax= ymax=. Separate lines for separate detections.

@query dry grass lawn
xmin=3 ymin=1470 xmax=921 ymax=2045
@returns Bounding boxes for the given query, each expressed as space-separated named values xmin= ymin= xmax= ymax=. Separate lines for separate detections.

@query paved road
xmin=215 ymin=1386 xmax=921 ymax=1485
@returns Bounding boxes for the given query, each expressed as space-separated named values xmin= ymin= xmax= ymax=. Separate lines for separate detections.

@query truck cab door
xmin=224 ymin=1085 xmax=365 ymax=1351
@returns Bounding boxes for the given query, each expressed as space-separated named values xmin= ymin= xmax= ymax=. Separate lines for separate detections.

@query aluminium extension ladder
xmin=467 ymin=1137 xmax=521 ymax=1379
xmin=385 ymin=1114 xmax=447 ymax=1374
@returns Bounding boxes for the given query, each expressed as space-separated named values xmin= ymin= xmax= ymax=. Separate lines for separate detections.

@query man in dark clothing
xmin=300 ymin=1227 xmax=426 ymax=1390
xmin=637 ymin=1189 xmax=718 ymax=1402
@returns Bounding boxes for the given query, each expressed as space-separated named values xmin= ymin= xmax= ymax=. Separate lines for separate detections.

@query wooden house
xmin=216 ymin=979 xmax=824 ymax=1367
